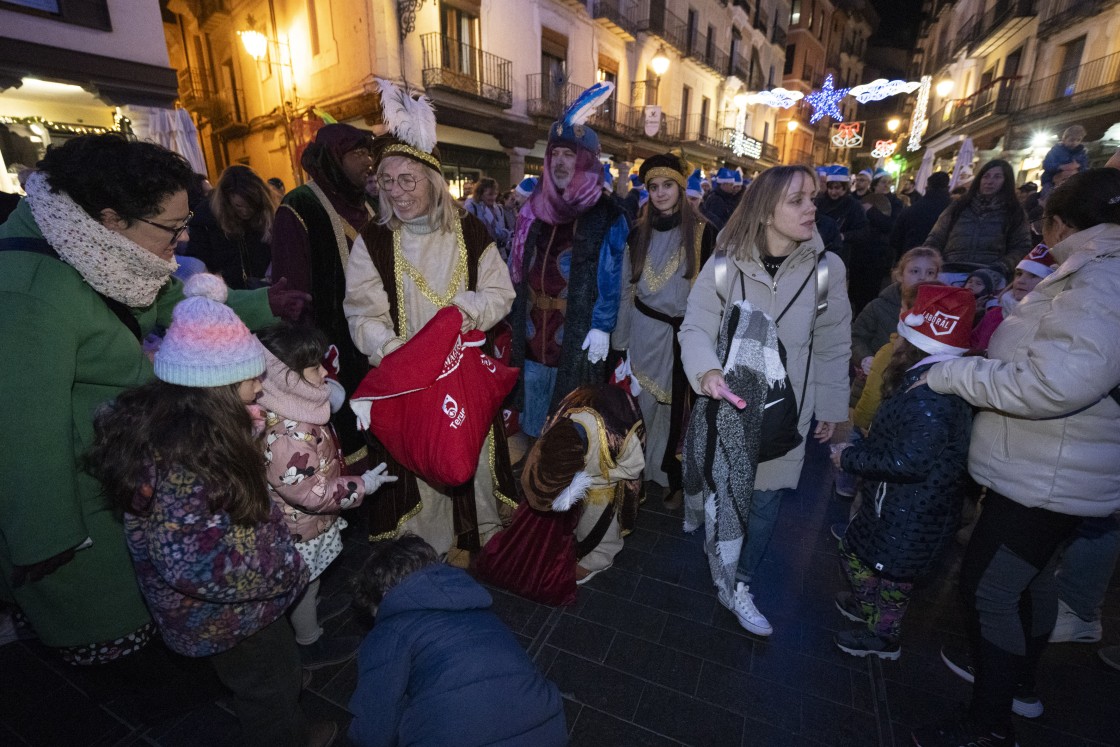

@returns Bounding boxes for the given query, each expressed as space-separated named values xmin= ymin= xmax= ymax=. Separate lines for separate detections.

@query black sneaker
xmin=300 ymin=635 xmax=361 ymax=671
xmin=834 ymin=591 xmax=867 ymax=624
xmin=911 ymin=717 xmax=1017 ymax=746
xmin=939 ymin=645 xmax=1044 ymax=719
xmin=834 ymin=628 xmax=901 ymax=660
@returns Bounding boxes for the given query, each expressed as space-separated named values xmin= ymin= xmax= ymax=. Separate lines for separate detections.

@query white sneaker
xmin=1049 ymin=599 xmax=1102 ymax=643
xmin=722 ymin=582 xmax=772 ymax=636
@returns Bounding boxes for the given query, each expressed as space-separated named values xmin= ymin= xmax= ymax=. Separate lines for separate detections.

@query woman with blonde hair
xmin=344 ymin=79 xmax=516 ymax=562
xmin=679 ymin=164 xmax=851 ymax=637
xmin=184 ymin=164 xmax=278 ymax=289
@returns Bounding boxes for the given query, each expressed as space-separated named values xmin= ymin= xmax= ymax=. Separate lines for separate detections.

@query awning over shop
xmin=0 ymin=37 xmax=178 ymax=109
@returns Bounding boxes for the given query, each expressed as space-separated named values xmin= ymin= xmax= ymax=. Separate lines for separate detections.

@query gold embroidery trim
xmin=392 ymin=218 xmax=468 ymax=337
xmin=488 ymin=426 xmax=518 ymax=508
xmin=634 ymin=370 xmax=670 ymax=404
xmin=644 ymin=166 xmax=686 ymax=189
xmin=643 ymin=245 xmax=682 ymax=294
xmin=343 ymin=445 xmax=369 ymax=466
xmin=384 ymin=143 xmax=441 ymax=170
xmin=565 ymin=407 xmax=615 ymax=481
xmin=368 ymin=500 xmax=423 ymax=542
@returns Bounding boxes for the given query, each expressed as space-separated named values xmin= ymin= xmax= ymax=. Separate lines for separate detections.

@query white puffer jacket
xmin=927 ymin=222 xmax=1120 ymax=516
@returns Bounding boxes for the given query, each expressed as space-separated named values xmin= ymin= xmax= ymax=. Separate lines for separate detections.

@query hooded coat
xmin=348 ymin=564 xmax=567 ymax=747
xmin=841 ymin=363 xmax=973 ymax=580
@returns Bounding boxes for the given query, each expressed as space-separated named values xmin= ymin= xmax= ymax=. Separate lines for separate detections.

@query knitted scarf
xmin=682 ymin=300 xmax=781 ymax=599
xmin=257 ymin=347 xmax=331 ymax=426
xmin=23 ymin=171 xmax=177 ymax=307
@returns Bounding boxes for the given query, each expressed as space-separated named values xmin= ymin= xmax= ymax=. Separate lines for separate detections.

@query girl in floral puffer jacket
xmin=256 ymin=323 xmax=397 ymax=670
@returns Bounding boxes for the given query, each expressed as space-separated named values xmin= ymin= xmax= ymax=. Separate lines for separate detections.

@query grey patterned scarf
xmin=682 ymin=300 xmax=782 ymax=599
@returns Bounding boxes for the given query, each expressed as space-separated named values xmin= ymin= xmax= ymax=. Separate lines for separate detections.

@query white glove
xmin=613 ymin=353 xmax=642 ymax=397
xmin=325 ymin=378 xmax=347 ymax=414
xmin=362 ymin=462 xmax=399 ymax=494
xmin=860 ymin=356 xmax=874 ymax=376
xmin=581 ymin=329 xmax=610 ymax=364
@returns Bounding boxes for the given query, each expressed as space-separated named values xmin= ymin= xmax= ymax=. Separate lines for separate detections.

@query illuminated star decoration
xmin=805 ymin=74 xmax=851 ymax=124
xmin=746 ymin=88 xmax=805 ymax=109
xmin=848 ymin=78 xmax=922 ymax=104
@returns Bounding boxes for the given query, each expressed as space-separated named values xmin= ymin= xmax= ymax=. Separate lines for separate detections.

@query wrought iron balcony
xmin=953 ymin=0 xmax=1037 ymax=56
xmin=635 ymin=4 xmax=690 ymax=54
xmin=1038 ymin=0 xmax=1106 ymax=38
xmin=729 ymin=51 xmax=750 ymax=82
xmin=924 ymin=76 xmax=1016 ymax=141
xmin=177 ymin=66 xmax=213 ymax=110
xmin=591 ymin=0 xmax=641 ymax=37
xmin=680 ymin=113 xmax=722 ymax=146
xmin=211 ymin=88 xmax=248 ymax=138
xmin=526 ymin=74 xmax=584 ymax=120
xmin=1010 ymin=50 xmax=1120 ymax=119
xmin=587 ymin=99 xmax=639 ymax=139
xmin=624 ymin=105 xmax=681 ymax=144
xmin=420 ymin=33 xmax=513 ymax=108
xmin=686 ymin=30 xmax=729 ymax=74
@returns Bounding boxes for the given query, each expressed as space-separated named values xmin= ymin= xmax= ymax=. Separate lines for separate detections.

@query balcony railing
xmin=592 ymin=0 xmax=641 ymax=36
xmin=729 ymin=51 xmax=750 ymax=81
xmin=525 ymin=74 xmax=585 ymax=119
xmin=623 ymin=105 xmax=681 ymax=144
xmin=686 ymin=30 xmax=729 ymax=74
xmin=924 ymin=76 xmax=1017 ymax=140
xmin=953 ymin=0 xmax=1038 ymax=55
xmin=588 ymin=99 xmax=639 ymax=139
xmin=177 ymin=66 xmax=214 ymax=110
xmin=211 ymin=88 xmax=248 ymax=137
xmin=1038 ymin=0 xmax=1105 ymax=38
xmin=630 ymin=79 xmax=661 ymax=107
xmin=1010 ymin=50 xmax=1120 ymax=118
xmin=636 ymin=4 xmax=690 ymax=53
xmin=680 ymin=113 xmax=722 ymax=146
xmin=420 ymin=32 xmax=513 ymax=108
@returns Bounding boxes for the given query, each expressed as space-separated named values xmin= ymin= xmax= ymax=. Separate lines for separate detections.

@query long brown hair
xmin=211 ymin=164 xmax=278 ymax=240
xmin=629 ymin=184 xmax=705 ymax=283
xmin=879 ymin=337 xmax=930 ymax=400
xmin=87 ymin=381 xmax=271 ymax=525
xmin=718 ymin=165 xmax=817 ymax=262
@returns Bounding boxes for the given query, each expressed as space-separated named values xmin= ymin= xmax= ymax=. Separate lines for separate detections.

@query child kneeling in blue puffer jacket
xmin=348 ymin=534 xmax=568 ymax=747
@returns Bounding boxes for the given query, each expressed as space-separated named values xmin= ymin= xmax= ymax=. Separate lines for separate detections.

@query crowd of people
xmin=0 ymin=88 xmax=1117 ymax=747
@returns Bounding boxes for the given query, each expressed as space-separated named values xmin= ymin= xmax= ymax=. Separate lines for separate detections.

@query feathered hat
xmin=638 ymin=153 xmax=690 ymax=190
xmin=376 ymin=78 xmax=441 ymax=172
xmin=548 ymin=81 xmax=615 ymax=155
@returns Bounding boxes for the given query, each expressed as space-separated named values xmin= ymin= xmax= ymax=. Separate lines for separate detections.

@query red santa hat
xmin=898 ymin=285 xmax=975 ymax=356
xmin=1017 ymin=244 xmax=1058 ymax=279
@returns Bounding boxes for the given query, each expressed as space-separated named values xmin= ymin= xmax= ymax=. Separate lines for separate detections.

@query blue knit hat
xmin=686 ymin=169 xmax=703 ymax=199
xmin=629 ymin=173 xmax=642 ymax=187
xmin=602 ymin=162 xmax=614 ymax=188
xmin=715 ymin=167 xmax=738 ymax=184
xmin=514 ymin=177 xmax=538 ymax=198
xmin=154 ymin=274 xmax=266 ymax=387
xmin=825 ymin=165 xmax=850 ymax=182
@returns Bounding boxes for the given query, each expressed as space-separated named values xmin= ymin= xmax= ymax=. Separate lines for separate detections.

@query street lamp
xmin=887 ymin=117 xmax=901 ymax=133
xmin=238 ymin=24 xmax=299 ymax=185
xmin=785 ymin=119 xmax=798 ymax=164
xmin=651 ymin=46 xmax=671 ymax=77
xmin=935 ymin=79 xmax=954 ymax=98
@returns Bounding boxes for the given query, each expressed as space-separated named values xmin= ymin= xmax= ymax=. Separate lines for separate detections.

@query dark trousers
xmin=959 ymin=491 xmax=1082 ymax=731
xmin=209 ymin=616 xmax=308 ymax=747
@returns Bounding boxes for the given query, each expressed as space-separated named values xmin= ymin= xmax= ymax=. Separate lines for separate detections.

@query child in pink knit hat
xmin=88 ymin=273 xmax=339 ymax=746
xmin=255 ymin=322 xmax=397 ymax=671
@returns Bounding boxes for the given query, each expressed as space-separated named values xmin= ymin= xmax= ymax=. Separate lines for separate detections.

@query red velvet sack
xmin=475 ymin=501 xmax=579 ymax=606
xmin=350 ymin=307 xmax=519 ymax=487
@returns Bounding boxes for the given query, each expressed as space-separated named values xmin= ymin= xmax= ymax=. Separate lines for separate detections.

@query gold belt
xmin=530 ymin=288 xmax=567 ymax=313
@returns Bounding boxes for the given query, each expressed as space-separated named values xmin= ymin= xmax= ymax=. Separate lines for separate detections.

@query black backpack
xmin=714 ymin=251 xmax=829 ymax=463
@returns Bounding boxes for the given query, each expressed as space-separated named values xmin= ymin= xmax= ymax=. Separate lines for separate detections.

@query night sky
xmin=868 ymin=0 xmax=924 ymax=49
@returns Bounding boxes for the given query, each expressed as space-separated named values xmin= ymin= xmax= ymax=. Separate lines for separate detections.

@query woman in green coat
xmin=0 ymin=135 xmax=296 ymax=666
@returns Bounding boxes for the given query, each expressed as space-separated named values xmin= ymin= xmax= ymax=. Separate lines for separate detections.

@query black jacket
xmin=841 ymin=363 xmax=972 ymax=581
xmin=182 ymin=201 xmax=271 ymax=290
xmin=890 ymin=189 xmax=951 ymax=257
xmin=700 ymin=187 xmax=741 ymax=232
xmin=815 ymin=193 xmax=869 ymax=262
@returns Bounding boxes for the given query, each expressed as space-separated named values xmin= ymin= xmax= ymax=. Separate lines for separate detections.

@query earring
xmin=765 ymin=219 xmax=772 ymax=226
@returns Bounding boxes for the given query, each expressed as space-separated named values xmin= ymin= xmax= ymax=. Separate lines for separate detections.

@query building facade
xmin=909 ymin=0 xmax=1120 ymax=182
xmin=163 ymin=0 xmax=793 ymax=192
xmin=0 ymin=0 xmax=183 ymax=193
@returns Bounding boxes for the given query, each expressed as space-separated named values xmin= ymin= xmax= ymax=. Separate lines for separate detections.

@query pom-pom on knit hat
xmin=154 ymin=273 xmax=266 ymax=387
xmin=514 ymin=177 xmax=538 ymax=198
xmin=1017 ymin=244 xmax=1058 ymax=278
xmin=897 ymin=284 xmax=975 ymax=356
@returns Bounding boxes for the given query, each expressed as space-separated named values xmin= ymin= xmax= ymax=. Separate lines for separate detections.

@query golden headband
xmin=383 ymin=143 xmax=441 ymax=171
xmin=644 ymin=166 xmax=686 ymax=190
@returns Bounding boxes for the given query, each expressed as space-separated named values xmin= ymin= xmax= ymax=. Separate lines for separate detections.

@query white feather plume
xmin=376 ymin=78 xmax=438 ymax=154
xmin=562 ymin=81 xmax=616 ymax=127
xmin=551 ymin=471 xmax=593 ymax=512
